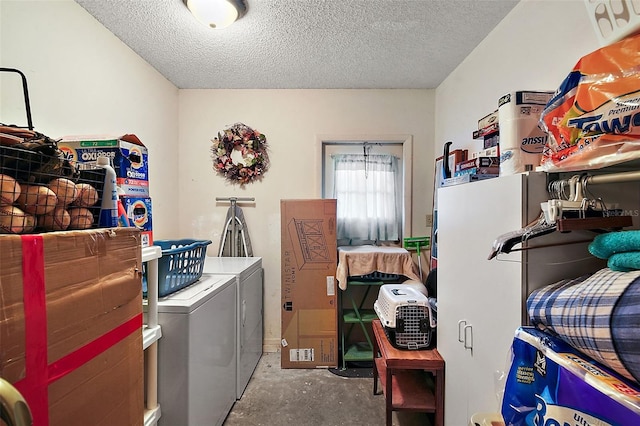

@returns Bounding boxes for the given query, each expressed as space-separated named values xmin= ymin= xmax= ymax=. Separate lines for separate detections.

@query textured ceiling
xmin=75 ymin=0 xmax=520 ymax=89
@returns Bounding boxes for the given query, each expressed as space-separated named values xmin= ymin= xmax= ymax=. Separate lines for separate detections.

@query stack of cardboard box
xmin=59 ymin=135 xmax=153 ymax=246
xmin=0 ymin=228 xmax=144 ymax=425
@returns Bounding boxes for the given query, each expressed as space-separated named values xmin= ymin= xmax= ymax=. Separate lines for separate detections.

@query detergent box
xmin=502 ymin=327 xmax=640 ymax=425
xmin=121 ymin=196 xmax=153 ymax=247
xmin=59 ymin=134 xmax=150 ymax=197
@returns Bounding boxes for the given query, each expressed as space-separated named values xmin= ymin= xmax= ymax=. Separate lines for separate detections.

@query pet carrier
xmin=373 ymin=284 xmax=436 ymax=350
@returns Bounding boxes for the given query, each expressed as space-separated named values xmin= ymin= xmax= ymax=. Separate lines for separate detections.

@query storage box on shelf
xmin=0 ymin=228 xmax=144 ymax=426
xmin=58 ymin=134 xmax=150 ymax=197
xmin=58 ymin=134 xmax=155 ymax=246
xmin=122 ymin=195 xmax=153 ymax=247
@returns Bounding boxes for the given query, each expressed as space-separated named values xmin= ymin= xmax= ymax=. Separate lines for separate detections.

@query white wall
xmin=435 ymin=0 xmax=600 ymax=158
xmin=1 ymin=1 xmax=435 ymax=353
xmin=0 ymin=0 xmax=179 ymax=238
xmin=178 ymin=89 xmax=434 ymax=350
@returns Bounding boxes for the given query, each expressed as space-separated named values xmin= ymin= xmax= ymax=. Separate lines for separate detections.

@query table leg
xmin=385 ymin=369 xmax=392 ymax=426
xmin=373 ymin=327 xmax=379 ymax=395
xmin=435 ymin=368 xmax=444 ymax=426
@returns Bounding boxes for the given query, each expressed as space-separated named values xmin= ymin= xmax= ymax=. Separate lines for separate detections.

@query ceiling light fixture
xmin=185 ymin=0 xmax=246 ymax=29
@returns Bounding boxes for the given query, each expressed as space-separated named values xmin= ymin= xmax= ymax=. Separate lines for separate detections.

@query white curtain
xmin=332 ymin=153 xmax=401 ymax=241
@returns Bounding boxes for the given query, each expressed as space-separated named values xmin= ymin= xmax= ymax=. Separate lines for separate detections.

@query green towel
xmin=589 ymin=230 xmax=640 ymax=259
xmin=608 ymin=251 xmax=640 ymax=272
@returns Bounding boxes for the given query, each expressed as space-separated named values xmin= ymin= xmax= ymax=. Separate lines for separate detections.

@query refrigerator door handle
xmin=457 ymin=319 xmax=467 ymax=343
xmin=242 ymin=299 xmax=246 ymax=327
xmin=463 ymin=324 xmax=473 ymax=350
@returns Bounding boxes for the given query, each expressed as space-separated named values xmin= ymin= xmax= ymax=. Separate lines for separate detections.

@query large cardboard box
xmin=59 ymin=134 xmax=150 ymax=197
xmin=280 ymin=199 xmax=338 ymax=368
xmin=0 ymin=228 xmax=144 ymax=426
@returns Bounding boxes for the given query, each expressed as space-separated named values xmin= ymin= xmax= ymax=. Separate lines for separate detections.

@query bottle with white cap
xmin=96 ymin=156 xmax=119 ymax=228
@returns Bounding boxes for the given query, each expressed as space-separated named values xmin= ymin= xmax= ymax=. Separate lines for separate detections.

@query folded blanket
xmin=608 ymin=251 xmax=640 ymax=272
xmin=589 ymin=230 xmax=640 ymax=259
xmin=527 ymin=267 xmax=640 ymax=383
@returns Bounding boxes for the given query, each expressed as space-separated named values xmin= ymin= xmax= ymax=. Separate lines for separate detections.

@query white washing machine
xmin=156 ymin=273 xmax=237 ymax=426
xmin=203 ymin=257 xmax=263 ymax=399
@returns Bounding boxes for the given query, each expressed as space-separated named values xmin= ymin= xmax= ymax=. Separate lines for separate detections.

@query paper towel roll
xmin=498 ymin=91 xmax=554 ymax=175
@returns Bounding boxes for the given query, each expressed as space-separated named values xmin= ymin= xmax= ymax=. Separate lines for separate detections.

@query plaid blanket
xmin=527 ymin=268 xmax=640 ymax=383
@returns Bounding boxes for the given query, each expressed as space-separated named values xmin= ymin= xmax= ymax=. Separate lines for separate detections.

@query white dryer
xmin=156 ymin=273 xmax=237 ymax=426
xmin=203 ymin=257 xmax=263 ymax=399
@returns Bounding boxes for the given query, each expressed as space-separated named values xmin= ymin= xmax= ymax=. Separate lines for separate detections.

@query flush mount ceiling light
xmin=185 ymin=0 xmax=247 ymax=29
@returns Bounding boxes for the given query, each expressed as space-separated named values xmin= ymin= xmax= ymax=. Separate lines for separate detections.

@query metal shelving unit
xmin=340 ymin=280 xmax=384 ymax=369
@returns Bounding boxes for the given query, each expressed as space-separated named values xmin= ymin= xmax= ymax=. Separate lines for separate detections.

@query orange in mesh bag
xmin=539 ymin=32 xmax=640 ymax=172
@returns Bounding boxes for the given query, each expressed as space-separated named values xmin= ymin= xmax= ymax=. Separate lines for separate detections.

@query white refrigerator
xmin=156 ymin=274 xmax=237 ymax=426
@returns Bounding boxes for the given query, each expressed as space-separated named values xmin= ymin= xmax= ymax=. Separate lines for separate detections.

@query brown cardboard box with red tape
xmin=0 ymin=228 xmax=143 ymax=426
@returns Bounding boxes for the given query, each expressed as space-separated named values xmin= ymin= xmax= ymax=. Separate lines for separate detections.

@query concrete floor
xmin=223 ymin=352 xmax=432 ymax=426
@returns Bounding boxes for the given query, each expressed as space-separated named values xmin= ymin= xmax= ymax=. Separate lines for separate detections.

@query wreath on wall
xmin=211 ymin=122 xmax=270 ymax=185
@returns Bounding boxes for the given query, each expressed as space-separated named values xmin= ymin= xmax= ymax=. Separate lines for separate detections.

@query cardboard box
xmin=0 ymin=228 xmax=144 ymax=426
xmin=59 ymin=134 xmax=150 ymax=197
xmin=442 ymin=173 xmax=499 ymax=187
xmin=472 ymin=145 xmax=500 ymax=158
xmin=120 ymin=196 xmax=153 ymax=247
xmin=484 ymin=132 xmax=500 ymax=149
xmin=454 ymin=166 xmax=500 ymax=177
xmin=456 ymin=156 xmax=500 ymax=172
xmin=478 ymin=109 xmax=499 ymax=130
xmin=280 ymin=199 xmax=338 ymax=368
xmin=472 ymin=122 xmax=499 ymax=139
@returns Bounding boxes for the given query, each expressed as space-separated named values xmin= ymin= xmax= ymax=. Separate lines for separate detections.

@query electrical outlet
xmin=426 ymin=214 xmax=433 ymax=227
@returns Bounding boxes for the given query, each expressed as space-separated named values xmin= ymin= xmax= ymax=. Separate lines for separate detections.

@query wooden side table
xmin=372 ymin=319 xmax=445 ymax=426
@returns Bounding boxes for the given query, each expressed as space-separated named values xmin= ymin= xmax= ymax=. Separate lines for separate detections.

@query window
xmin=332 ymin=153 xmax=401 ymax=241
xmin=319 ymin=136 xmax=412 ymax=244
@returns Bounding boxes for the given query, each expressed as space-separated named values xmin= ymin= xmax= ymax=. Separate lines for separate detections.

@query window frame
xmin=316 ymin=135 xmax=413 ymax=241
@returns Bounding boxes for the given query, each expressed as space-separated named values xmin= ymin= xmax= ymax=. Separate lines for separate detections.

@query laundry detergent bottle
xmin=96 ymin=156 xmax=119 ymax=228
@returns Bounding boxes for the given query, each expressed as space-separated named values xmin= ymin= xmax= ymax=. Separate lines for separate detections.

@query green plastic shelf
xmin=343 ymin=342 xmax=373 ymax=362
xmin=343 ymin=309 xmax=378 ymax=323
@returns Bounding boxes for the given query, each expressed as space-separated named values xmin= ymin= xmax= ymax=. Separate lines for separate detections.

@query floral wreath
xmin=211 ymin=122 xmax=270 ymax=185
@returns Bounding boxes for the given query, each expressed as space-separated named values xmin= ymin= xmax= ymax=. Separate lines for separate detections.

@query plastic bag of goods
xmin=538 ymin=32 xmax=640 ymax=172
xmin=501 ymin=327 xmax=640 ymax=426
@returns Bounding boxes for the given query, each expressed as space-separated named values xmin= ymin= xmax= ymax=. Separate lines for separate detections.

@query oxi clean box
xmin=59 ymin=134 xmax=149 ymax=197
xmin=120 ymin=196 xmax=153 ymax=247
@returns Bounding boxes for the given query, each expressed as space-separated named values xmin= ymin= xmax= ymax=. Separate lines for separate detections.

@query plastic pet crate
xmin=374 ymin=284 xmax=436 ymax=350
xmin=155 ymin=239 xmax=212 ymax=297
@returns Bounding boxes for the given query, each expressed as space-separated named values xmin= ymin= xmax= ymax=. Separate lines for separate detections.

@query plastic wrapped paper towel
xmin=498 ymin=91 xmax=554 ymax=175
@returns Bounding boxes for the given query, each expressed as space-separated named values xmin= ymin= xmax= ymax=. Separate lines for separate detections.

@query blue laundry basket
xmin=148 ymin=239 xmax=212 ymax=297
